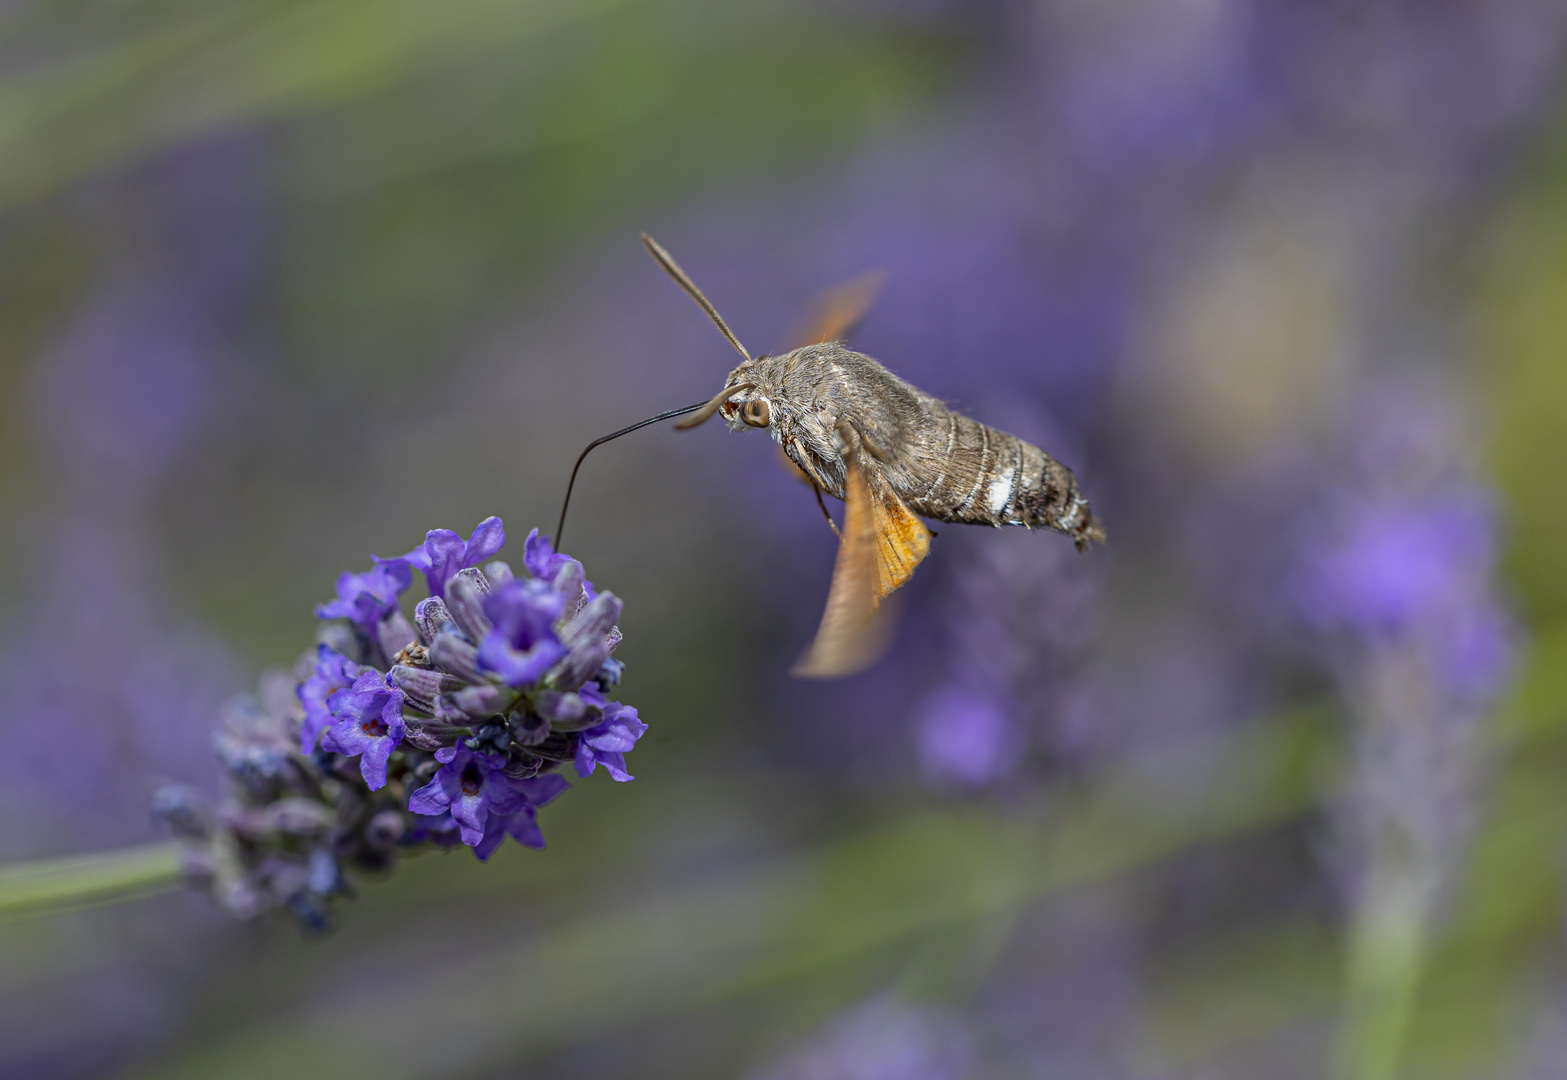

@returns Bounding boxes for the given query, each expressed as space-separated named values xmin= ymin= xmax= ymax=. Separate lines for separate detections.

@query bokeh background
xmin=3 ymin=1 xmax=1567 ymax=1077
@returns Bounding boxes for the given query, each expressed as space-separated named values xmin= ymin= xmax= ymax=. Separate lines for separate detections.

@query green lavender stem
xmin=1332 ymin=871 xmax=1434 ymax=1080
xmin=0 ymin=842 xmax=183 ymax=920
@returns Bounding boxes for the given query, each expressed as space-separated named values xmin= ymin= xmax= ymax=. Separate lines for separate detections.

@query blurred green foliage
xmin=122 ymin=708 xmax=1332 ymax=1079
xmin=1474 ymin=122 xmax=1567 ymax=627
xmin=1384 ymin=116 xmax=1567 ymax=1073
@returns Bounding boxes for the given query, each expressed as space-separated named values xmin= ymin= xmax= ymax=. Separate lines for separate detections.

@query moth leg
xmin=813 ymin=484 xmax=842 ymax=540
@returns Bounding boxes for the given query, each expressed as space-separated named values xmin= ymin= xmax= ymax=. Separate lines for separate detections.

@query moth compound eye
xmin=741 ymin=398 xmax=771 ymax=427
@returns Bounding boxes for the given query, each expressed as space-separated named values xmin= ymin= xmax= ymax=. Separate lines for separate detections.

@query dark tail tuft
xmin=1074 ymin=512 xmax=1107 ymax=551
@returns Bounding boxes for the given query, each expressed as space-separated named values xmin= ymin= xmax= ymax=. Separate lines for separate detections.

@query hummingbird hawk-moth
xmin=640 ymin=234 xmax=1106 ymax=678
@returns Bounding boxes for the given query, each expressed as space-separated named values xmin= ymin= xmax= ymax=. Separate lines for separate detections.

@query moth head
xmin=674 ymin=358 xmax=782 ymax=432
xmin=717 ymin=356 xmax=782 ymax=432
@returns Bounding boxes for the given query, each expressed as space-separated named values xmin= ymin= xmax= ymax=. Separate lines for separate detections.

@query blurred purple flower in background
xmin=1290 ymin=384 xmax=1517 ymax=1075
xmin=1299 ymin=492 xmax=1513 ymax=698
xmin=914 ymin=684 xmax=1020 ymax=790
xmin=2 ymin=136 xmax=266 ymax=863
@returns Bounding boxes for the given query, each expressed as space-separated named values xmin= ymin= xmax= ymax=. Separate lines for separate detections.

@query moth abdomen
xmin=902 ymin=409 xmax=1104 ymax=549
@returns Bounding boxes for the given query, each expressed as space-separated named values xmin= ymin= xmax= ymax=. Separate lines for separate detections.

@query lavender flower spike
xmin=160 ymin=514 xmax=646 ymax=923
xmin=401 ymin=516 xmax=506 ymax=597
xmin=1292 ymin=389 xmax=1519 ymax=1080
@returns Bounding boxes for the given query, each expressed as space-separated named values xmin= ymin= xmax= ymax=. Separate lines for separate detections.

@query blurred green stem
xmin=1333 ymin=870 xmax=1433 ymax=1080
xmin=0 ymin=842 xmax=183 ymax=920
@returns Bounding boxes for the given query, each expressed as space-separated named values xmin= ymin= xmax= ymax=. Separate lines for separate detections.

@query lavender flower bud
xmin=315 ymin=620 xmax=361 ymax=663
xmin=376 ymin=609 xmax=417 ymax=661
xmin=415 ymin=596 xmax=457 ymax=644
xmin=597 ymin=657 xmax=624 ymax=687
xmin=365 ymin=810 xmax=407 ymax=850
xmin=534 ymin=689 xmax=587 ymax=725
xmin=305 ymin=849 xmax=341 ymax=897
xmin=552 ymin=592 xmax=623 ymax=690
xmin=269 ymin=798 xmax=334 ymax=836
xmin=483 ymin=560 xmax=515 ymax=586
xmin=552 ymin=560 xmax=586 ymax=612
xmin=444 ymin=567 xmax=494 ymax=642
xmin=511 ymin=712 xmax=551 ymax=747
xmin=401 ymin=722 xmax=449 ymax=752
xmin=452 ymin=683 xmax=512 ymax=718
xmin=389 ymin=663 xmax=465 ymax=713
xmin=430 ymin=631 xmax=484 ymax=683
xmin=152 ymin=783 xmax=212 ymax=839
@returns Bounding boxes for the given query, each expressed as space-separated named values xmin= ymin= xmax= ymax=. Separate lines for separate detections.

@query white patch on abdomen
xmin=986 ymin=471 xmax=1014 ymax=516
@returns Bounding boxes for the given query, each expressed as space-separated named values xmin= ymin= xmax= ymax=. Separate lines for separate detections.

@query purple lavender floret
xmin=407 ymin=744 xmax=524 ymax=844
xmin=400 ymin=516 xmax=506 ymax=597
xmin=321 ymin=671 xmax=406 ymax=790
xmin=409 ymin=746 xmax=572 ymax=857
xmin=523 ymin=528 xmax=595 ymax=599
xmin=157 ymin=515 xmax=644 ymax=925
xmin=473 ymin=774 xmax=570 ymax=860
xmin=315 ymin=558 xmax=412 ymax=637
xmin=296 ymin=645 xmax=367 ymax=753
xmin=478 ymin=579 xmax=568 ymax=687
xmin=575 ymin=702 xmax=647 ymax=782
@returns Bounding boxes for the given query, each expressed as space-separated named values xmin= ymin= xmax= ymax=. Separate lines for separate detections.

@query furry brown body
xmin=714 ymin=343 xmax=1106 ymax=549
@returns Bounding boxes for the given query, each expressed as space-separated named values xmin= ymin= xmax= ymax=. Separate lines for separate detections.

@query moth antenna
xmin=674 ymin=381 xmax=754 ymax=431
xmin=641 ymin=233 xmax=751 ymax=362
xmin=556 ymin=400 xmax=709 ymax=547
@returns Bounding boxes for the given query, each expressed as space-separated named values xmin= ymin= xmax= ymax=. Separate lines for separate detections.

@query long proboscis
xmin=555 ymin=400 xmax=708 ymax=547
xmin=673 ymin=381 xmax=753 ymax=431
xmin=641 ymin=233 xmax=751 ymax=362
